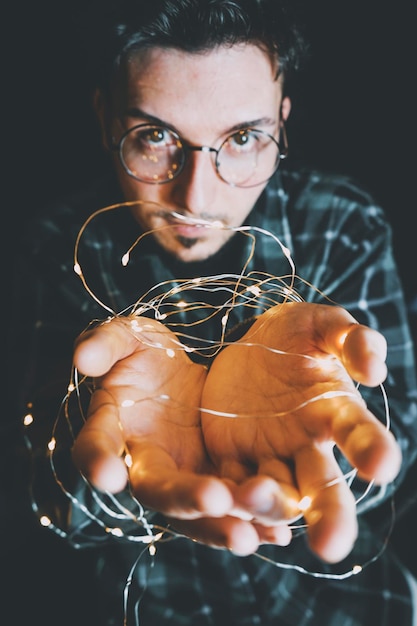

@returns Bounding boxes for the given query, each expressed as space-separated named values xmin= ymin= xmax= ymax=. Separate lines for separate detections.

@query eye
xmin=146 ymin=128 xmax=169 ymax=145
xmin=226 ymin=129 xmax=258 ymax=153
xmin=133 ymin=126 xmax=177 ymax=150
xmin=233 ymin=130 xmax=251 ymax=145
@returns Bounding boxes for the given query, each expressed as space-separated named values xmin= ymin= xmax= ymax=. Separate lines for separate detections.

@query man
xmin=11 ymin=1 xmax=417 ymax=624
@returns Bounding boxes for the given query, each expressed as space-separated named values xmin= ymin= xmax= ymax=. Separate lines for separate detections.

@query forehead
xmin=117 ymin=44 xmax=282 ymax=135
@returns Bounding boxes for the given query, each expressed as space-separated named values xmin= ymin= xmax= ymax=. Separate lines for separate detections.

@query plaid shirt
xmin=11 ymin=163 xmax=417 ymax=625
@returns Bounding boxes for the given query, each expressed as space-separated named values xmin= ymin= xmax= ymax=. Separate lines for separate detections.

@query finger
xmin=304 ymin=481 xmax=358 ymax=564
xmin=342 ymin=325 xmax=387 ymax=386
xmin=332 ymin=401 xmax=402 ymax=484
xmin=74 ymin=316 xmax=174 ymax=378
xmin=74 ymin=317 xmax=144 ymax=377
xmin=218 ymin=459 xmax=301 ymax=524
xmin=233 ymin=474 xmax=301 ymax=523
xmin=71 ymin=389 xmax=129 ymax=493
xmin=128 ymin=443 xmax=234 ymax=519
xmin=252 ymin=521 xmax=292 ymax=546
xmin=318 ymin=308 xmax=387 ymax=386
xmin=294 ymin=442 xmax=358 ymax=563
xmin=168 ymin=516 xmax=261 ymax=556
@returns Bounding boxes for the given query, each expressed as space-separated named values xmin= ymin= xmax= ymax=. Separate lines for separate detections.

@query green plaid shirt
xmin=11 ymin=163 xmax=417 ymax=625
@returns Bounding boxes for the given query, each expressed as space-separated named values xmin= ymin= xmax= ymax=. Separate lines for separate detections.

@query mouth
xmin=170 ymin=211 xmax=225 ymax=228
xmin=159 ymin=209 xmax=227 ymax=239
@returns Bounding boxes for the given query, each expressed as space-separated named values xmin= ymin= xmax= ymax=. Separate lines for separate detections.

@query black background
xmin=5 ymin=2 xmax=416 ymax=624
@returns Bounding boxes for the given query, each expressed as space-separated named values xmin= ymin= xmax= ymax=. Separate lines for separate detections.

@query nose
xmin=171 ymin=148 xmax=218 ymax=215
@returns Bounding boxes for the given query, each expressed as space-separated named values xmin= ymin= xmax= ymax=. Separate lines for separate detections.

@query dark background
xmin=5 ymin=1 xmax=416 ymax=624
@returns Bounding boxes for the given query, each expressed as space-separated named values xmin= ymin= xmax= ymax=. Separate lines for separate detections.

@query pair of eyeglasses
xmin=113 ymin=123 xmax=288 ymax=188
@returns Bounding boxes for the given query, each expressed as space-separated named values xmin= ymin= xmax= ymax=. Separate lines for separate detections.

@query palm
xmin=98 ymin=319 xmax=207 ymax=468
xmin=73 ymin=317 xmax=213 ymax=512
xmin=201 ymin=303 xmax=360 ymax=474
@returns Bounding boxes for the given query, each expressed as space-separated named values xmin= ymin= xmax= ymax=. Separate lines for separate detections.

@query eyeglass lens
xmin=119 ymin=125 xmax=281 ymax=187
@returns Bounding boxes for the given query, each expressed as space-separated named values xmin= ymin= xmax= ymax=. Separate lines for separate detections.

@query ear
xmin=280 ymin=96 xmax=291 ymax=121
xmin=93 ymin=88 xmax=112 ymax=151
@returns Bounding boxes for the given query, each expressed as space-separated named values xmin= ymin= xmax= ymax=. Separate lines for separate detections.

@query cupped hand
xmin=71 ymin=315 xmax=289 ymax=554
xmin=72 ymin=316 xmax=227 ymax=514
xmin=200 ymin=302 xmax=402 ymax=562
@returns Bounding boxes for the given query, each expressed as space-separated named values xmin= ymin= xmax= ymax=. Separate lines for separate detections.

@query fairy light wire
xmin=23 ymin=199 xmax=397 ymax=622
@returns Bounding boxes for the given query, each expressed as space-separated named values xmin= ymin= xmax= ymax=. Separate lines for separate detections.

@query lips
xmin=158 ymin=210 xmax=222 ymax=238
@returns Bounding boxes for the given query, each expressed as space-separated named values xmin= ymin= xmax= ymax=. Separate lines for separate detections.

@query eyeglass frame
xmin=111 ymin=121 xmax=289 ymax=188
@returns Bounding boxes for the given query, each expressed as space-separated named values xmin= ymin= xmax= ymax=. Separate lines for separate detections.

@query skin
xmin=72 ymin=44 xmax=402 ymax=562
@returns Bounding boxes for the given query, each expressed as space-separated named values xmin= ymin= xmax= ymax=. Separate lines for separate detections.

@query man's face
xmin=98 ymin=44 xmax=289 ymax=262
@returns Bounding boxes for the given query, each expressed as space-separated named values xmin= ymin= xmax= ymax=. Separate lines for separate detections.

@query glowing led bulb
xmin=247 ymin=285 xmax=261 ymax=297
xmin=130 ymin=320 xmax=142 ymax=332
xmin=298 ymin=496 xmax=312 ymax=512
xmin=23 ymin=413 xmax=33 ymax=426
xmin=124 ymin=454 xmax=133 ymax=468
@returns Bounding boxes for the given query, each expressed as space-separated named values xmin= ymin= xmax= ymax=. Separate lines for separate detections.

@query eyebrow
xmin=125 ymin=107 xmax=277 ymax=133
xmin=125 ymin=108 xmax=167 ymax=126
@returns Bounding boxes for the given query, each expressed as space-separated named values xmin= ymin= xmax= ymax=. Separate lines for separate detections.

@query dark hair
xmin=83 ymin=0 xmax=309 ymax=96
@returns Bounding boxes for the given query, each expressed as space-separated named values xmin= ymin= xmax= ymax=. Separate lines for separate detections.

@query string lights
xmin=23 ymin=200 xmax=396 ymax=623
